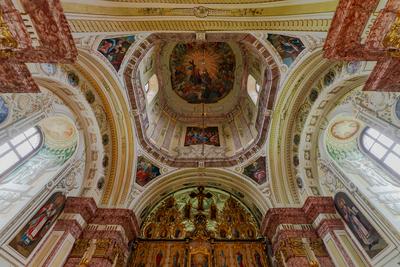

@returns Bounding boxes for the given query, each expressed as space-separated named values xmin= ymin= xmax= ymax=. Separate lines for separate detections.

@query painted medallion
xmin=330 ymin=119 xmax=360 ymax=140
xmin=170 ymin=42 xmax=235 ymax=103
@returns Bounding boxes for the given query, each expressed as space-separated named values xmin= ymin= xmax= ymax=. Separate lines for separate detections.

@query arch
xmin=130 ymin=168 xmax=271 ymax=225
xmin=75 ymin=49 xmax=136 ymax=206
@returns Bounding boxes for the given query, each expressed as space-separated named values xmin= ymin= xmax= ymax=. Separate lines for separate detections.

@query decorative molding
xmin=68 ymin=19 xmax=332 ymax=34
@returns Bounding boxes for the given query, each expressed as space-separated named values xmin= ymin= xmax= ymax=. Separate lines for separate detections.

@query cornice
xmin=67 ymin=19 xmax=332 ymax=34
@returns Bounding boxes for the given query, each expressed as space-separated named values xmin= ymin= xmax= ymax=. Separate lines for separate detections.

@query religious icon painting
xmin=267 ymin=34 xmax=305 ymax=67
xmin=9 ymin=192 xmax=66 ymax=258
xmin=184 ymin=127 xmax=220 ymax=146
xmin=170 ymin=42 xmax=236 ymax=104
xmin=334 ymin=192 xmax=388 ymax=258
xmin=0 ymin=97 xmax=9 ymax=125
xmin=190 ymin=250 xmax=210 ymax=267
xmin=98 ymin=35 xmax=135 ymax=71
xmin=243 ymin=156 xmax=267 ymax=185
xmin=135 ymin=156 xmax=161 ymax=187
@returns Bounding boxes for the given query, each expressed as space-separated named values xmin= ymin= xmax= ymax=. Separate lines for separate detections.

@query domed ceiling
xmin=170 ymin=42 xmax=235 ymax=104
xmin=124 ymin=33 xmax=280 ymax=167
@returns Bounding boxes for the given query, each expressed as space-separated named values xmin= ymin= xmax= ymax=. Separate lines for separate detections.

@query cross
xmin=189 ymin=186 xmax=212 ymax=211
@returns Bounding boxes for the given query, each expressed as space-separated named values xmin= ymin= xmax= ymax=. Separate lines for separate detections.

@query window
xmin=247 ymin=75 xmax=260 ymax=104
xmin=145 ymin=74 xmax=159 ymax=104
xmin=0 ymin=126 xmax=42 ymax=177
xmin=361 ymin=127 xmax=400 ymax=176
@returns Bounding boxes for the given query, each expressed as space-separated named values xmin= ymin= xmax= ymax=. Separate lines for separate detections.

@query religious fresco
xmin=0 ymin=96 xmax=9 ymax=124
xmin=170 ymin=42 xmax=236 ymax=103
xmin=243 ymin=156 xmax=267 ymax=185
xmin=135 ymin=156 xmax=161 ymax=187
xmin=267 ymin=34 xmax=305 ymax=67
xmin=184 ymin=127 xmax=220 ymax=146
xmin=334 ymin=192 xmax=388 ymax=258
xmin=141 ymin=187 xmax=260 ymax=240
xmin=98 ymin=35 xmax=135 ymax=71
xmin=9 ymin=192 xmax=66 ymax=258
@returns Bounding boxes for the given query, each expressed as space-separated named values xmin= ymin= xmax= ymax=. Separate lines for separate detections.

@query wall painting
xmin=9 ymin=192 xmax=66 ymax=258
xmin=267 ymin=34 xmax=305 ymax=67
xmin=334 ymin=192 xmax=388 ymax=258
xmin=184 ymin=127 xmax=220 ymax=146
xmin=0 ymin=96 xmax=9 ymax=124
xmin=98 ymin=35 xmax=136 ymax=71
xmin=243 ymin=156 xmax=267 ymax=185
xmin=170 ymin=42 xmax=236 ymax=103
xmin=135 ymin=156 xmax=161 ymax=187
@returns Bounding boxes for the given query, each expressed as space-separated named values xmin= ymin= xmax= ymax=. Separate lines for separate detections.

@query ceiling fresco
xmin=141 ymin=186 xmax=260 ymax=240
xmin=98 ymin=35 xmax=136 ymax=71
xmin=170 ymin=42 xmax=235 ymax=104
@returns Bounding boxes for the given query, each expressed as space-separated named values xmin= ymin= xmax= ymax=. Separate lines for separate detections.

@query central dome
xmin=170 ymin=42 xmax=236 ymax=104
xmin=124 ymin=33 xmax=280 ymax=167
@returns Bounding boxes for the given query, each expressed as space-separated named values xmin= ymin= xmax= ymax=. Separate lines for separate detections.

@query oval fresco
xmin=0 ymin=97 xmax=9 ymax=124
xmin=330 ymin=119 xmax=361 ymax=141
xmin=170 ymin=42 xmax=236 ymax=104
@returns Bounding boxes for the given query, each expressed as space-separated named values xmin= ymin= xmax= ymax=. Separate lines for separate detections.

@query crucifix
xmin=189 ymin=186 xmax=212 ymax=211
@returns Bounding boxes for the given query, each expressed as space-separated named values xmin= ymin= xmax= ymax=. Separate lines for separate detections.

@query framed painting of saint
xmin=9 ymin=192 xmax=66 ymax=258
xmin=334 ymin=192 xmax=388 ymax=258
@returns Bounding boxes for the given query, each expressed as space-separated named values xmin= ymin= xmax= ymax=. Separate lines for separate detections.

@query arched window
xmin=361 ymin=127 xmax=400 ymax=176
xmin=145 ymin=74 xmax=159 ymax=104
xmin=247 ymin=75 xmax=260 ymax=105
xmin=0 ymin=126 xmax=42 ymax=177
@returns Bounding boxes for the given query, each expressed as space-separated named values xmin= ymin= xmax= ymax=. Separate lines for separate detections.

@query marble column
xmin=262 ymin=197 xmax=337 ymax=267
xmin=64 ymin=207 xmax=139 ymax=267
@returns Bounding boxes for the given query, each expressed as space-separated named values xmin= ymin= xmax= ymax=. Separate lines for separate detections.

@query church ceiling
xmin=61 ymin=0 xmax=336 ymax=33
xmin=124 ymin=33 xmax=279 ymax=167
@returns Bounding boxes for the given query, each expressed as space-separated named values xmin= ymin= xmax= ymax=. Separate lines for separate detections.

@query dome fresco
xmin=170 ymin=42 xmax=236 ymax=104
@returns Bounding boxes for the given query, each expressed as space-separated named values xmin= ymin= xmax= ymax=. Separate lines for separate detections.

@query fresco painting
xmin=184 ymin=127 xmax=220 ymax=146
xmin=135 ymin=156 xmax=161 ymax=187
xmin=9 ymin=192 xmax=66 ymax=258
xmin=334 ymin=192 xmax=388 ymax=258
xmin=98 ymin=35 xmax=136 ymax=71
xmin=267 ymin=34 xmax=305 ymax=67
xmin=170 ymin=42 xmax=236 ymax=103
xmin=243 ymin=157 xmax=267 ymax=184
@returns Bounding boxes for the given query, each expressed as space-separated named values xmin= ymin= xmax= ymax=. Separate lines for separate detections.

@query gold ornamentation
xmin=383 ymin=13 xmax=400 ymax=57
xmin=0 ymin=10 xmax=17 ymax=57
xmin=68 ymin=19 xmax=331 ymax=33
